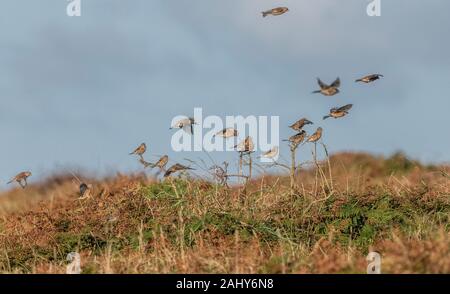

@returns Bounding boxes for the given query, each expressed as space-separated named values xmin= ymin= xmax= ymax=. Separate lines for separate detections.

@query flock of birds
xmin=5 ymin=6 xmax=383 ymax=198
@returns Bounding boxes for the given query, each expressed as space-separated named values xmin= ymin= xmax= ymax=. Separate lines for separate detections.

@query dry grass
xmin=0 ymin=152 xmax=449 ymax=274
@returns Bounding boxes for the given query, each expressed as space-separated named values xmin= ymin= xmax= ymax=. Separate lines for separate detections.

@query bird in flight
xmin=355 ymin=74 xmax=383 ymax=84
xmin=306 ymin=127 xmax=323 ymax=143
xmin=129 ymin=143 xmax=147 ymax=159
xmin=323 ymin=104 xmax=353 ymax=120
xmin=262 ymin=7 xmax=289 ymax=17
xmin=260 ymin=146 xmax=279 ymax=159
xmin=284 ymin=130 xmax=306 ymax=147
xmin=234 ymin=136 xmax=255 ymax=153
xmin=7 ymin=171 xmax=32 ymax=189
xmin=170 ymin=117 xmax=196 ymax=134
xmin=164 ymin=163 xmax=194 ymax=178
xmin=214 ymin=128 xmax=238 ymax=138
xmin=313 ymin=78 xmax=341 ymax=96
xmin=289 ymin=118 xmax=313 ymax=132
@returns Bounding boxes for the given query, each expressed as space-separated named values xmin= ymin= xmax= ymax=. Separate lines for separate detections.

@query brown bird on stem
xmin=214 ymin=128 xmax=238 ymax=138
xmin=152 ymin=155 xmax=169 ymax=171
xmin=234 ymin=136 xmax=254 ymax=153
xmin=262 ymin=7 xmax=289 ymax=17
xmin=7 ymin=171 xmax=32 ymax=189
xmin=139 ymin=155 xmax=169 ymax=171
xmin=129 ymin=143 xmax=146 ymax=159
xmin=283 ymin=130 xmax=306 ymax=147
xmin=306 ymin=127 xmax=323 ymax=143
xmin=312 ymin=78 xmax=341 ymax=96
xmin=79 ymin=183 xmax=92 ymax=199
xmin=289 ymin=118 xmax=313 ymax=132
xmin=355 ymin=74 xmax=383 ymax=84
xmin=164 ymin=163 xmax=194 ymax=178
xmin=323 ymin=104 xmax=353 ymax=120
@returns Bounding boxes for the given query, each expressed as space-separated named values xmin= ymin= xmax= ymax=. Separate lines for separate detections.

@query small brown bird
xmin=79 ymin=182 xmax=92 ymax=199
xmin=262 ymin=7 xmax=289 ymax=17
xmin=170 ymin=117 xmax=196 ymax=134
xmin=234 ymin=136 xmax=254 ymax=153
xmin=313 ymin=78 xmax=341 ymax=96
xmin=289 ymin=118 xmax=313 ymax=131
xmin=153 ymin=155 xmax=169 ymax=170
xmin=284 ymin=130 xmax=306 ymax=147
xmin=356 ymin=74 xmax=383 ymax=83
xmin=307 ymin=127 xmax=323 ymax=143
xmin=139 ymin=155 xmax=169 ymax=171
xmin=323 ymin=104 xmax=353 ymax=120
xmin=214 ymin=128 xmax=238 ymax=138
xmin=7 ymin=171 xmax=32 ymax=189
xmin=260 ymin=146 xmax=279 ymax=159
xmin=164 ymin=163 xmax=194 ymax=177
xmin=130 ymin=143 xmax=147 ymax=159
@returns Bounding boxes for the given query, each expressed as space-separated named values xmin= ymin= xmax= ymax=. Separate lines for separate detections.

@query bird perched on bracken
xmin=79 ymin=182 xmax=92 ymax=199
xmin=139 ymin=155 xmax=169 ymax=171
xmin=260 ymin=146 xmax=279 ymax=159
xmin=164 ymin=163 xmax=194 ymax=178
xmin=262 ymin=7 xmax=289 ymax=17
xmin=170 ymin=117 xmax=196 ymax=134
xmin=323 ymin=104 xmax=353 ymax=120
xmin=209 ymin=164 xmax=228 ymax=185
xmin=234 ymin=136 xmax=254 ymax=153
xmin=313 ymin=78 xmax=341 ymax=96
xmin=355 ymin=74 xmax=383 ymax=84
xmin=152 ymin=155 xmax=169 ymax=171
xmin=7 ymin=171 xmax=32 ymax=189
xmin=129 ymin=143 xmax=147 ymax=159
xmin=214 ymin=128 xmax=238 ymax=138
xmin=284 ymin=130 xmax=306 ymax=147
xmin=306 ymin=127 xmax=323 ymax=143
xmin=289 ymin=118 xmax=313 ymax=132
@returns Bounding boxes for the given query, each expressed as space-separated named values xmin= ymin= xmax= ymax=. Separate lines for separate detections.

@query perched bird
xmin=152 ymin=155 xmax=169 ymax=171
xmin=164 ymin=163 xmax=194 ymax=178
xmin=307 ymin=127 xmax=323 ymax=143
xmin=129 ymin=143 xmax=147 ymax=159
xmin=356 ymin=74 xmax=383 ymax=83
xmin=7 ymin=171 xmax=32 ymax=189
xmin=214 ymin=128 xmax=238 ymax=138
xmin=170 ymin=117 xmax=196 ymax=134
xmin=289 ymin=118 xmax=313 ymax=131
xmin=262 ymin=7 xmax=289 ymax=17
xmin=323 ymin=104 xmax=353 ymax=120
xmin=261 ymin=146 xmax=279 ymax=159
xmin=139 ymin=155 xmax=169 ymax=171
xmin=209 ymin=164 xmax=228 ymax=185
xmin=234 ymin=136 xmax=254 ymax=153
xmin=79 ymin=182 xmax=92 ymax=199
xmin=313 ymin=78 xmax=341 ymax=96
xmin=283 ymin=130 xmax=306 ymax=147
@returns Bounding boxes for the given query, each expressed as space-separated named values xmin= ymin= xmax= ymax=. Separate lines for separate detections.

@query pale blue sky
xmin=1 ymin=0 xmax=449 ymax=184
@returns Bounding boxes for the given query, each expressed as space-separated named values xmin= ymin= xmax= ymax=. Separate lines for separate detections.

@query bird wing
xmin=317 ymin=78 xmax=328 ymax=89
xmin=330 ymin=77 xmax=341 ymax=88
xmin=338 ymin=104 xmax=353 ymax=112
